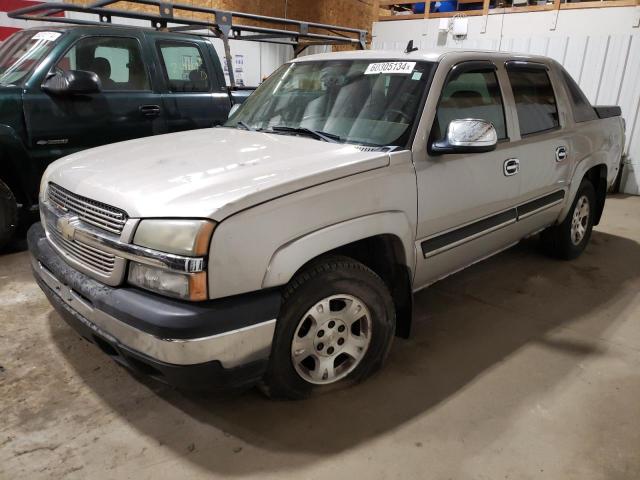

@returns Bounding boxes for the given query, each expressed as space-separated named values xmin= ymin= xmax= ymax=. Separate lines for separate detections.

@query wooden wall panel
xmin=69 ymin=0 xmax=378 ymax=41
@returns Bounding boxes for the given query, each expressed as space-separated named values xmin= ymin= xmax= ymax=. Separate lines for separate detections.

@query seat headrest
xmin=90 ymin=57 xmax=111 ymax=79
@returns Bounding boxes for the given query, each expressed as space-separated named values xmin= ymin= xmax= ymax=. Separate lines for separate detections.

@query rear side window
xmin=433 ymin=68 xmax=507 ymax=140
xmin=561 ymin=69 xmax=597 ymax=123
xmin=157 ymin=41 xmax=211 ymax=93
xmin=507 ymin=66 xmax=559 ymax=136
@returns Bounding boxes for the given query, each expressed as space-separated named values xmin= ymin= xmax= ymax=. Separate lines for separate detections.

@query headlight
xmin=133 ymin=219 xmax=215 ymax=256
xmin=128 ymin=262 xmax=207 ymax=301
xmin=129 ymin=219 xmax=215 ymax=300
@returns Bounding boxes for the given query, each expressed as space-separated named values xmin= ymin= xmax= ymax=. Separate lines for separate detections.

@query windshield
xmin=0 ymin=30 xmax=62 ymax=86
xmin=226 ymin=59 xmax=435 ymax=147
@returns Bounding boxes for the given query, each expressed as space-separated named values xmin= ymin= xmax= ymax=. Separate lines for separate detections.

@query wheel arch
xmin=262 ymin=212 xmax=416 ymax=338
xmin=585 ymin=164 xmax=607 ymax=225
xmin=559 ymin=156 xmax=608 ymax=225
xmin=0 ymin=125 xmax=35 ymax=207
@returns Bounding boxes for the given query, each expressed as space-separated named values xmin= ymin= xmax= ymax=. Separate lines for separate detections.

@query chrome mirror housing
xmin=431 ymin=118 xmax=498 ymax=154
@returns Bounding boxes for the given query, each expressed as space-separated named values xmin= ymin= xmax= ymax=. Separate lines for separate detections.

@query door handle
xmin=139 ymin=104 xmax=161 ymax=117
xmin=503 ymin=158 xmax=519 ymax=176
xmin=555 ymin=146 xmax=568 ymax=162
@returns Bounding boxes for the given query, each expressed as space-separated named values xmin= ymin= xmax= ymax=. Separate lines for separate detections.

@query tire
xmin=0 ymin=179 xmax=18 ymax=251
xmin=262 ymin=255 xmax=396 ymax=400
xmin=541 ymin=179 xmax=596 ymax=260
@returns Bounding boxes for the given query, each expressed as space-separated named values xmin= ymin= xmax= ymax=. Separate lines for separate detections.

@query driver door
xmin=413 ymin=61 xmax=523 ymax=288
xmin=23 ymin=33 xmax=166 ymax=172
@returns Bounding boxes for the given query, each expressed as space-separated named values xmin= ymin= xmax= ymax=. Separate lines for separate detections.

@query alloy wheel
xmin=570 ymin=194 xmax=590 ymax=246
xmin=290 ymin=294 xmax=372 ymax=385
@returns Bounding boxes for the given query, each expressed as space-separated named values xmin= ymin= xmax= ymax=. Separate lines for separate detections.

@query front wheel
xmin=541 ymin=179 xmax=596 ymax=260
xmin=262 ymin=256 xmax=396 ymax=400
xmin=0 ymin=179 xmax=18 ymax=251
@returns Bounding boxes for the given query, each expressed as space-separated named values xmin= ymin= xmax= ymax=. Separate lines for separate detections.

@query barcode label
xmin=364 ymin=62 xmax=416 ymax=75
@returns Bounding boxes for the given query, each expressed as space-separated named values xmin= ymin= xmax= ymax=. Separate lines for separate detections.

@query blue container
xmin=431 ymin=1 xmax=457 ymax=12
xmin=413 ymin=1 xmax=458 ymax=14
xmin=412 ymin=2 xmax=426 ymax=13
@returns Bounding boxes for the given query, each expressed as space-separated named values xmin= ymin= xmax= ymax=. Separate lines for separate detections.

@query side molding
xmin=262 ymin=211 xmax=416 ymax=288
xmin=420 ymin=189 xmax=565 ymax=259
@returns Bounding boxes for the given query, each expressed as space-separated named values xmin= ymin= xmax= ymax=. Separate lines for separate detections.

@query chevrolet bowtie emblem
xmin=56 ymin=216 xmax=80 ymax=242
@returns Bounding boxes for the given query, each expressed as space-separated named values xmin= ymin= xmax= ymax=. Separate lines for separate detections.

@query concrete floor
xmin=1 ymin=195 xmax=639 ymax=480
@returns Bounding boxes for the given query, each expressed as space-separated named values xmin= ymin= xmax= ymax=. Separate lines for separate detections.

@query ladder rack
xmin=9 ymin=0 xmax=368 ymax=87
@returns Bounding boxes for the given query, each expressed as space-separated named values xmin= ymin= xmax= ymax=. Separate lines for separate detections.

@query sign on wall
xmin=0 ymin=0 xmax=62 ymax=41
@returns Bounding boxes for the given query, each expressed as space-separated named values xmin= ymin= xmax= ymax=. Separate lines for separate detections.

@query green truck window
xmin=158 ymin=42 xmax=211 ymax=93
xmin=56 ymin=36 xmax=149 ymax=91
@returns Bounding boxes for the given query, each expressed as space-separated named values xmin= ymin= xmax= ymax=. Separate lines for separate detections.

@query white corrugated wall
xmin=372 ymin=7 xmax=640 ymax=194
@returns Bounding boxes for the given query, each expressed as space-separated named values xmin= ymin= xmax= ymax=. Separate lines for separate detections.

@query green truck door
xmin=23 ymin=33 xmax=167 ymax=172
xmin=153 ymin=35 xmax=231 ymax=132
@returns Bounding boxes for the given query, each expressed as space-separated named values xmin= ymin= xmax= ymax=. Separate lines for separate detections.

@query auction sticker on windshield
xmin=33 ymin=32 xmax=62 ymax=42
xmin=364 ymin=62 xmax=416 ymax=75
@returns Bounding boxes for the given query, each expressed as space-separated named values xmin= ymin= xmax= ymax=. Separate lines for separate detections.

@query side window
xmin=507 ymin=66 xmax=559 ymax=136
xmin=433 ymin=68 xmax=507 ymax=141
xmin=56 ymin=36 xmax=149 ymax=91
xmin=157 ymin=41 xmax=211 ymax=93
xmin=561 ymin=69 xmax=597 ymax=123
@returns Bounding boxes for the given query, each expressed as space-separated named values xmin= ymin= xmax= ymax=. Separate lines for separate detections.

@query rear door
xmin=413 ymin=59 xmax=524 ymax=288
xmin=503 ymin=61 xmax=572 ymax=230
xmin=151 ymin=34 xmax=231 ymax=132
xmin=23 ymin=32 xmax=167 ymax=170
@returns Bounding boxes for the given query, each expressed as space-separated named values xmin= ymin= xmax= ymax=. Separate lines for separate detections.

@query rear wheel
xmin=262 ymin=256 xmax=395 ymax=399
xmin=0 ymin=179 xmax=18 ymax=251
xmin=541 ymin=179 xmax=596 ymax=260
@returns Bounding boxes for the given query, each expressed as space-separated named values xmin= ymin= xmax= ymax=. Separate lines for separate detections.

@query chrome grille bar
xmin=41 ymin=202 xmax=205 ymax=276
xmin=49 ymin=227 xmax=116 ymax=274
xmin=47 ymin=183 xmax=128 ymax=235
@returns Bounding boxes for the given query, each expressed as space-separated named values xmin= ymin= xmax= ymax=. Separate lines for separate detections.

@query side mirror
xmin=431 ymin=118 xmax=498 ymax=154
xmin=42 ymin=70 xmax=101 ymax=96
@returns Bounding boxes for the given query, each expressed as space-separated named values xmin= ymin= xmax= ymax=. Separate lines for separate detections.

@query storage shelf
xmin=378 ymin=0 xmax=639 ymax=21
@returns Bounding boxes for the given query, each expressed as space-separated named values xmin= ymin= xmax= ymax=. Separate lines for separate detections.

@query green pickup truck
xmin=0 ymin=25 xmax=256 ymax=249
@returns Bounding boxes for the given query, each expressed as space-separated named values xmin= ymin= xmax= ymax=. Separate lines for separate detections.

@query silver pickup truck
xmin=28 ymin=48 xmax=625 ymax=399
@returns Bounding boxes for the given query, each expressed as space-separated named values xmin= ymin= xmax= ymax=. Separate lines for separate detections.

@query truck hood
xmin=43 ymin=128 xmax=390 ymax=220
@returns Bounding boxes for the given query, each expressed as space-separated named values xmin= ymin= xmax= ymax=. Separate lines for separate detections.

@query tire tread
xmin=0 ymin=178 xmax=18 ymax=251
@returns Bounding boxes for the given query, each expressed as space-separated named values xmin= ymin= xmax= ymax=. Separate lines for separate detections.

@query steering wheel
xmin=382 ymin=109 xmax=411 ymax=123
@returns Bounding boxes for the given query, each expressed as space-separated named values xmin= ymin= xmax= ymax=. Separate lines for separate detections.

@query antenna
xmin=405 ymin=40 xmax=418 ymax=54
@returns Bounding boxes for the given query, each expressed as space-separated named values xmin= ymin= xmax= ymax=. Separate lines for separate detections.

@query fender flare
xmin=262 ymin=211 xmax=416 ymax=289
xmin=558 ymin=153 xmax=608 ymax=224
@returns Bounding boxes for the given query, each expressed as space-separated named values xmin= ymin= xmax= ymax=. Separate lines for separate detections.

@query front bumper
xmin=28 ymin=223 xmax=281 ymax=391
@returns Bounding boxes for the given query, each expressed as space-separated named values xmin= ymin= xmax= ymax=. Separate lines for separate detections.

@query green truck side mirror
xmin=42 ymin=70 xmax=102 ymax=96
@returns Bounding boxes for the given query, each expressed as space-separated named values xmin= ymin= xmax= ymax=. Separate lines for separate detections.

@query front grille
xmin=48 ymin=225 xmax=116 ymax=275
xmin=47 ymin=183 xmax=128 ymax=235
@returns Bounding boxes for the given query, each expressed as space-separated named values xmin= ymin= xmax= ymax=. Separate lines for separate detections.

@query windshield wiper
xmin=236 ymin=121 xmax=255 ymax=131
xmin=269 ymin=126 xmax=341 ymax=143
